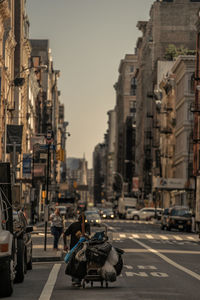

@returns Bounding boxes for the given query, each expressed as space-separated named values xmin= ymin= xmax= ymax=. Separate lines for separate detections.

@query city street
xmin=3 ymin=219 xmax=200 ymax=300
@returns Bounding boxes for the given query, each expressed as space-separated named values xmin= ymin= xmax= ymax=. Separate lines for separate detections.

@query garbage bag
xmin=107 ymin=247 xmax=118 ymax=266
xmin=89 ymin=231 xmax=108 ymax=244
xmin=65 ymin=253 xmax=87 ymax=279
xmin=101 ymin=260 xmax=117 ymax=282
xmin=114 ymin=253 xmax=123 ymax=276
xmin=86 ymin=241 xmax=112 ymax=266
xmin=64 ymin=237 xmax=86 ymax=263
xmin=75 ymin=242 xmax=87 ymax=262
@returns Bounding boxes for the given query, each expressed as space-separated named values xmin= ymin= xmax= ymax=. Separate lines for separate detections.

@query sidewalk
xmin=33 ymin=247 xmax=64 ymax=262
xmin=32 ymin=222 xmax=65 ymax=262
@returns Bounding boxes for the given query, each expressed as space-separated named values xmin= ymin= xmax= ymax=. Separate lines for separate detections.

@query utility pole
xmin=44 ymin=130 xmax=53 ymax=251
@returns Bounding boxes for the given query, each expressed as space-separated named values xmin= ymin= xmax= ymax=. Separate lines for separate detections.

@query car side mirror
xmin=26 ymin=226 xmax=33 ymax=233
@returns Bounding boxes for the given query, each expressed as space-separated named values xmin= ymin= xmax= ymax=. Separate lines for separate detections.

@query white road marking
xmin=187 ymin=236 xmax=195 ymax=240
xmin=150 ymin=272 xmax=168 ymax=278
xmin=131 ymin=234 xmax=139 ymax=238
xmin=123 ymin=248 xmax=200 ymax=254
xmin=159 ymin=235 xmax=168 ymax=240
xmin=138 ymin=265 xmax=157 ymax=270
xmin=119 ymin=234 xmax=126 ymax=238
xmin=124 ymin=265 xmax=133 ymax=269
xmin=125 ymin=271 xmax=148 ymax=277
xmin=132 ymin=239 xmax=200 ymax=281
xmin=146 ymin=234 xmax=154 ymax=239
xmin=38 ymin=264 xmax=61 ymax=300
xmin=173 ymin=235 xmax=182 ymax=240
xmin=33 ymin=245 xmax=53 ymax=249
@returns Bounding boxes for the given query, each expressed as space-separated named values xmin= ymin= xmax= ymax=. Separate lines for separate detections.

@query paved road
xmin=3 ymin=219 xmax=200 ymax=300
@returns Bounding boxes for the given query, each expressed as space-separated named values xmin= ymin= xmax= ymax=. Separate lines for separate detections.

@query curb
xmin=33 ymin=256 xmax=63 ymax=262
xmin=33 ymin=251 xmax=65 ymax=263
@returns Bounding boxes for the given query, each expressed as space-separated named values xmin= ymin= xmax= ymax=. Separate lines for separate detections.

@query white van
xmin=131 ymin=207 xmax=163 ymax=220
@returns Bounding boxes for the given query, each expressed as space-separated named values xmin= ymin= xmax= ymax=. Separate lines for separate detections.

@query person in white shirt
xmin=50 ymin=208 xmax=63 ymax=250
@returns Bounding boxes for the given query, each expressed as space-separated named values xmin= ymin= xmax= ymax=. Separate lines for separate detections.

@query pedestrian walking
xmin=50 ymin=207 xmax=64 ymax=251
xmin=63 ymin=213 xmax=90 ymax=286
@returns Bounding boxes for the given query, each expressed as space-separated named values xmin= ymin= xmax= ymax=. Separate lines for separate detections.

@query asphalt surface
xmin=2 ymin=219 xmax=200 ymax=300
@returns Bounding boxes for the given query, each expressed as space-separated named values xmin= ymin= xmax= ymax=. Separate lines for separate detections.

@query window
xmin=130 ymin=77 xmax=137 ymax=96
xmin=130 ymin=66 xmax=134 ymax=73
xmin=190 ymin=73 xmax=195 ymax=93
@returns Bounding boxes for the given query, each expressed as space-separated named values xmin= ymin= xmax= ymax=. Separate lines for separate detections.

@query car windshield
xmin=171 ymin=209 xmax=191 ymax=217
xmin=103 ymin=209 xmax=113 ymax=213
xmin=85 ymin=211 xmax=95 ymax=215
xmin=88 ymin=213 xmax=100 ymax=219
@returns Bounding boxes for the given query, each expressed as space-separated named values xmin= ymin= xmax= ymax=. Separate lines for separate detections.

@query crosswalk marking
xmin=146 ymin=234 xmax=154 ymax=239
xmin=187 ymin=236 xmax=195 ymax=240
xmin=159 ymin=235 xmax=168 ymax=240
xmin=132 ymin=234 xmax=139 ymax=238
xmin=32 ymin=232 xmax=199 ymax=242
xmin=173 ymin=235 xmax=182 ymax=240
xmin=119 ymin=234 xmax=126 ymax=238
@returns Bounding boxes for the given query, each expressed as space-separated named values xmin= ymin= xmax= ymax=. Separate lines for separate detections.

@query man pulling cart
xmin=63 ymin=213 xmax=124 ymax=288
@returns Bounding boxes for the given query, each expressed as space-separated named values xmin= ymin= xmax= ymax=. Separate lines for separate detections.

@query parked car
xmin=101 ymin=209 xmax=115 ymax=219
xmin=163 ymin=206 xmax=192 ymax=232
xmin=85 ymin=211 xmax=101 ymax=226
xmin=131 ymin=207 xmax=163 ymax=221
xmin=13 ymin=210 xmax=33 ymax=283
xmin=125 ymin=208 xmax=139 ymax=220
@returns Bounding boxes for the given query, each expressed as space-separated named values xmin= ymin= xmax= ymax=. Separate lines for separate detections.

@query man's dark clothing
xmin=64 ymin=221 xmax=90 ymax=249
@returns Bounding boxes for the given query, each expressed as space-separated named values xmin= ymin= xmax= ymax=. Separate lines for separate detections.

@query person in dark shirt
xmin=63 ymin=214 xmax=90 ymax=287
xmin=63 ymin=213 xmax=90 ymax=250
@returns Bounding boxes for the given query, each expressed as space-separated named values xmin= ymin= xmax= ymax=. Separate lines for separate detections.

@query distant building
xmin=67 ymin=156 xmax=92 ymax=204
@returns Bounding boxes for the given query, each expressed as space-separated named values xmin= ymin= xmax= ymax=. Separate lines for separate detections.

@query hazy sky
xmin=26 ymin=0 xmax=154 ymax=168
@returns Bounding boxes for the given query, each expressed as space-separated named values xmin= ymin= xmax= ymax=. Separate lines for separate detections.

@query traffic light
xmin=56 ymin=149 xmax=60 ymax=161
xmin=56 ymin=148 xmax=64 ymax=161
xmin=60 ymin=148 xmax=64 ymax=161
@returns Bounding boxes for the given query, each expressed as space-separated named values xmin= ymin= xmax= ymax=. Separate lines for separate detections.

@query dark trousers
xmin=51 ymin=226 xmax=63 ymax=249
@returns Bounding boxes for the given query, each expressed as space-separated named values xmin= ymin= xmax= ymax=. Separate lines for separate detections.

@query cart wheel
xmin=106 ymin=281 xmax=108 ymax=288
xmin=91 ymin=281 xmax=93 ymax=287
xmin=83 ymin=280 xmax=85 ymax=289
xmin=101 ymin=281 xmax=103 ymax=287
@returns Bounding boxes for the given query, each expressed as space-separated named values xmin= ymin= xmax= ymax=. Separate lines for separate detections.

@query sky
xmin=26 ymin=0 xmax=154 ymax=168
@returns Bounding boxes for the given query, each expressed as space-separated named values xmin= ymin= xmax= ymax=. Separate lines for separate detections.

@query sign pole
xmin=44 ymin=143 xmax=50 ymax=251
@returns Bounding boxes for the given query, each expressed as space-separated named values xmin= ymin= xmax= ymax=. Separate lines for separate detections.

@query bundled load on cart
xmin=64 ymin=227 xmax=124 ymax=288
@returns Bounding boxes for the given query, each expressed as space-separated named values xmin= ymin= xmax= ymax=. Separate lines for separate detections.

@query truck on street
xmin=118 ymin=197 xmax=137 ymax=219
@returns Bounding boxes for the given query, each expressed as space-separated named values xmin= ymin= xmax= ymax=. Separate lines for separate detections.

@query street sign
xmin=23 ymin=153 xmax=32 ymax=177
xmin=40 ymin=153 xmax=48 ymax=159
xmin=39 ymin=144 xmax=55 ymax=150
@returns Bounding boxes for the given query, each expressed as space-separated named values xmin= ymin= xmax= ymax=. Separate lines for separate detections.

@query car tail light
xmin=0 ymin=243 xmax=9 ymax=252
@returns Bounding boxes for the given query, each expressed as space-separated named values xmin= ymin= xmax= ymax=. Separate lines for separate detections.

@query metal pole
xmin=31 ymin=145 xmax=35 ymax=225
xmin=44 ymin=143 xmax=50 ymax=251
xmin=12 ymin=142 xmax=16 ymax=185
xmin=3 ymin=101 xmax=7 ymax=162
